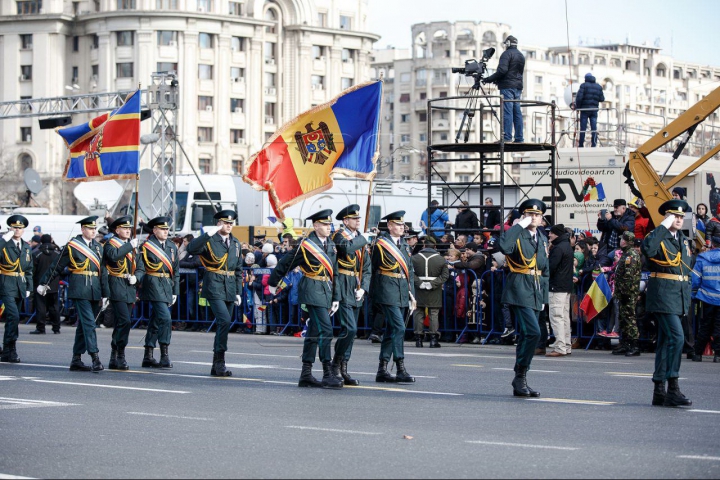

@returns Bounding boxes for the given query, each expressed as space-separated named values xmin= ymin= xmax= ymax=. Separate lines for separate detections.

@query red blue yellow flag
xmin=583 ymin=183 xmax=606 ymax=202
xmin=579 ymin=273 xmax=612 ymax=322
xmin=57 ymin=90 xmax=141 ymax=182
xmin=243 ymin=81 xmax=382 ymax=218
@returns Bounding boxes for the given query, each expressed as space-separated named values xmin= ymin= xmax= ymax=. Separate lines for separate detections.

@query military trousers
xmin=302 ymin=305 xmax=333 ymax=364
xmin=379 ymin=304 xmax=406 ymax=362
xmin=511 ymin=305 xmax=541 ymax=368
xmin=334 ymin=302 xmax=361 ymax=361
xmin=110 ymin=301 xmax=133 ymax=350
xmin=695 ymin=302 xmax=720 ymax=355
xmin=72 ymin=299 xmax=100 ymax=355
xmin=653 ymin=312 xmax=684 ymax=382
xmin=413 ymin=307 xmax=440 ymax=335
xmin=145 ymin=301 xmax=172 ymax=348
xmin=208 ymin=299 xmax=234 ymax=354
xmin=34 ymin=292 xmax=60 ymax=333
xmin=1 ymin=295 xmax=23 ymax=344
xmin=617 ymin=293 xmax=639 ymax=340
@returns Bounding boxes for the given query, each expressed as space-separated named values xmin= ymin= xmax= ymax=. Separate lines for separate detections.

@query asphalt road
xmin=0 ymin=324 xmax=719 ymax=479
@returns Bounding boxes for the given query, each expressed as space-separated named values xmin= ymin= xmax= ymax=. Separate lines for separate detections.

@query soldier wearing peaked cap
xmin=135 ymin=216 xmax=179 ymax=369
xmin=187 ymin=209 xmax=244 ymax=377
xmin=371 ymin=210 xmax=417 ymax=384
xmin=269 ymin=209 xmax=343 ymax=389
xmin=642 ymin=199 xmax=694 ymax=407
xmin=330 ymin=204 xmax=372 ymax=385
xmin=497 ymin=199 xmax=549 ymax=398
xmin=0 ymin=215 xmax=33 ymax=363
xmin=38 ymin=216 xmax=108 ymax=372
xmin=104 ymin=215 xmax=139 ymax=370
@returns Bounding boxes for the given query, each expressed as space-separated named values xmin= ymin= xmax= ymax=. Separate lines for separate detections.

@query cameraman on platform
xmin=482 ymin=35 xmax=525 ymax=143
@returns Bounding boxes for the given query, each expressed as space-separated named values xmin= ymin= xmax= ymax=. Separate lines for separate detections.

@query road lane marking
xmin=0 ymin=473 xmax=36 ymax=479
xmin=16 ymin=341 xmax=52 ymax=345
xmin=677 ymin=455 xmax=720 ymax=461
xmin=465 ymin=440 xmax=579 ymax=451
xmin=0 ymin=397 xmax=79 ymax=410
xmin=27 ymin=379 xmax=190 ymax=394
xmin=406 ymin=351 xmax=633 ymax=364
xmin=127 ymin=412 xmax=212 ymax=421
xmin=8 ymin=363 xmax=72 ymax=369
xmin=526 ymin=398 xmax=616 ymax=406
xmin=285 ymin=426 xmax=383 ymax=435
xmin=606 ymin=372 xmax=686 ymax=380
xmin=175 ymin=361 xmax=437 ymax=379
xmin=688 ymin=409 xmax=720 ymax=415
xmin=191 ymin=351 xmax=298 ymax=359
xmin=492 ymin=368 xmax=559 ymax=373
xmin=452 ymin=364 xmax=484 ymax=368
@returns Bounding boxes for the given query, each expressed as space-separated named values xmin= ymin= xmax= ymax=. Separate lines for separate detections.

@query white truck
xmin=0 ymin=208 xmax=91 ymax=245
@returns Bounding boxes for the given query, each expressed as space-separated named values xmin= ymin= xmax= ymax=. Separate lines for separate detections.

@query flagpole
xmin=132 ymin=174 xmax=140 ymax=238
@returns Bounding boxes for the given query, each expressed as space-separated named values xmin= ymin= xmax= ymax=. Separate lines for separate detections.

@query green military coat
xmin=270 ymin=232 xmax=337 ymax=308
xmin=369 ymin=232 xmax=416 ymax=307
xmin=641 ymin=225 xmax=692 ymax=315
xmin=0 ymin=237 xmax=33 ymax=299
xmin=135 ymin=235 xmax=179 ymax=303
xmin=187 ymin=232 xmax=243 ymax=301
xmin=497 ymin=224 xmax=549 ymax=310
xmin=40 ymin=235 xmax=106 ymax=301
xmin=614 ymin=245 xmax=641 ymax=295
xmin=412 ymin=247 xmax=449 ymax=308
xmin=332 ymin=227 xmax=371 ymax=307
xmin=103 ymin=236 xmax=137 ymax=304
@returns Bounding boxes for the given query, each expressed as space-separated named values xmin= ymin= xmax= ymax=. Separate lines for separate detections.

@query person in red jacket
xmin=628 ymin=197 xmax=650 ymax=240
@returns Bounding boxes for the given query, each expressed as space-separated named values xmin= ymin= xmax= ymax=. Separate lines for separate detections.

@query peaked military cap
xmin=659 ymin=199 xmax=691 ymax=216
xmin=6 ymin=215 xmax=29 ymax=229
xmin=77 ymin=216 xmax=98 ymax=228
xmin=382 ymin=210 xmax=406 ymax=225
xmin=336 ymin=204 xmax=361 ymax=221
xmin=110 ymin=215 xmax=133 ymax=230
xmin=214 ymin=210 xmax=237 ymax=223
xmin=517 ymin=199 xmax=546 ymax=215
xmin=404 ymin=228 xmax=421 ymax=238
xmin=306 ymin=209 xmax=333 ymax=224
xmin=148 ymin=216 xmax=172 ymax=230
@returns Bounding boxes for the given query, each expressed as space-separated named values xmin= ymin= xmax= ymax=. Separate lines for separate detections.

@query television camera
xmin=451 ymin=47 xmax=497 ymax=143
xmin=450 ymin=48 xmax=495 ymax=78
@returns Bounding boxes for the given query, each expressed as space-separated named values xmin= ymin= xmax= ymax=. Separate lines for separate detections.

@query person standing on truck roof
xmin=572 ymin=72 xmax=605 ymax=147
xmin=482 ymin=35 xmax=525 ymax=143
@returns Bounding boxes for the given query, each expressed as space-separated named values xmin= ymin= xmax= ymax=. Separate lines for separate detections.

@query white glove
xmin=361 ymin=232 xmax=375 ymax=242
xmin=203 ymin=226 xmax=220 ymax=236
xmin=330 ymin=301 xmax=340 ymax=316
xmin=128 ymin=275 xmax=137 ymax=285
xmin=661 ymin=214 xmax=675 ymax=229
xmin=409 ymin=293 xmax=417 ymax=312
xmin=101 ymin=298 xmax=110 ymax=311
xmin=235 ymin=294 xmax=242 ymax=306
xmin=355 ymin=288 xmax=365 ymax=302
xmin=130 ymin=238 xmax=139 ymax=248
xmin=2 ymin=230 xmax=13 ymax=241
xmin=421 ymin=281 xmax=432 ymax=290
xmin=171 ymin=295 xmax=177 ymax=306
xmin=26 ymin=290 xmax=30 ymax=298
xmin=268 ymin=285 xmax=277 ymax=295
xmin=36 ymin=285 xmax=48 ymax=296
xmin=518 ymin=216 xmax=533 ymax=228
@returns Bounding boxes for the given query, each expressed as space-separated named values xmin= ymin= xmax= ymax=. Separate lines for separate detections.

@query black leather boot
xmin=611 ymin=340 xmax=628 ymax=355
xmin=664 ymin=378 xmax=692 ymax=407
xmin=108 ymin=347 xmax=119 ymax=370
xmin=69 ymin=354 xmax=92 ymax=371
xmin=340 ymin=360 xmax=360 ymax=386
xmin=395 ymin=358 xmax=415 ymax=383
xmin=298 ymin=361 xmax=322 ymax=388
xmin=652 ymin=380 xmax=666 ymax=406
xmin=625 ymin=339 xmax=641 ymax=357
xmin=714 ymin=355 xmax=720 ymax=363
xmin=1 ymin=342 xmax=21 ymax=363
xmin=142 ymin=346 xmax=161 ymax=368
xmin=211 ymin=352 xmax=232 ymax=377
xmin=429 ymin=334 xmax=441 ymax=349
xmin=159 ymin=344 xmax=173 ymax=368
xmin=116 ymin=346 xmax=129 ymax=370
xmin=375 ymin=359 xmax=396 ymax=383
xmin=415 ymin=334 xmax=423 ymax=348
xmin=692 ymin=353 xmax=703 ymax=362
xmin=512 ymin=365 xmax=540 ymax=397
xmin=321 ymin=361 xmax=343 ymax=389
xmin=331 ymin=353 xmax=343 ymax=379
xmin=90 ymin=352 xmax=104 ymax=372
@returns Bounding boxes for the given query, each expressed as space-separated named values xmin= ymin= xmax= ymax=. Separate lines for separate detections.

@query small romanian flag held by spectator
xmin=579 ymin=273 xmax=612 ymax=322
xmin=583 ymin=183 xmax=606 ymax=202
xmin=257 ymin=305 xmax=267 ymax=312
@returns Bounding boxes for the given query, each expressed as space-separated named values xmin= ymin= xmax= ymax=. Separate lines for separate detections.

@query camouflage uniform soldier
xmin=612 ymin=231 xmax=642 ymax=357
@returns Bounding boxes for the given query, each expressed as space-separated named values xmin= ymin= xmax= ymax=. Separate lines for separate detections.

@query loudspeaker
xmin=38 ymin=116 xmax=72 ymax=129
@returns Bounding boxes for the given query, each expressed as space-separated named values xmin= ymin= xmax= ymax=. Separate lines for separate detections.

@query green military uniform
xmin=135 ymin=217 xmax=179 ymax=368
xmin=412 ymin=241 xmax=450 ymax=347
xmin=0 ymin=215 xmax=33 ymax=363
xmin=613 ymin=231 xmax=641 ymax=356
xmin=497 ymin=199 xmax=549 ymax=397
xmin=187 ymin=209 xmax=244 ymax=376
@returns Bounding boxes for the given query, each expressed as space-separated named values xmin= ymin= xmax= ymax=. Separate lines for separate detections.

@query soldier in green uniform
xmin=135 ymin=216 xmax=179 ymax=369
xmin=187 ymin=210 xmax=243 ymax=377
xmin=612 ymin=231 xmax=642 ymax=357
xmin=38 ymin=216 xmax=107 ymax=372
xmin=497 ymin=199 xmax=549 ymax=397
xmin=371 ymin=211 xmax=417 ymax=384
xmin=103 ymin=215 xmax=139 ymax=370
xmin=0 ymin=215 xmax=33 ymax=363
xmin=330 ymin=204 xmax=372 ymax=386
xmin=269 ymin=209 xmax=343 ymax=389
xmin=642 ymin=199 xmax=693 ymax=407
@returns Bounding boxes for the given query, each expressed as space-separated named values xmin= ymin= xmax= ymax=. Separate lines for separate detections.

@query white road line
xmin=7 ymin=363 xmax=72 ymax=369
xmin=285 ymin=426 xmax=383 ymax=435
xmin=465 ymin=440 xmax=579 ymax=451
xmin=0 ymin=473 xmax=36 ymax=479
xmin=190 ymin=351 xmax=298 ymax=359
xmin=0 ymin=397 xmax=79 ymax=410
xmin=688 ymin=409 xmax=720 ymax=415
xmin=677 ymin=455 xmax=720 ymax=461
xmin=405 ymin=351 xmax=633 ymax=364
xmin=526 ymin=398 xmax=616 ymax=406
xmin=127 ymin=412 xmax=212 ymax=421
xmin=492 ymin=368 xmax=559 ymax=373
xmin=175 ymin=361 xmax=278 ymax=369
xmin=27 ymin=379 xmax=190 ymax=394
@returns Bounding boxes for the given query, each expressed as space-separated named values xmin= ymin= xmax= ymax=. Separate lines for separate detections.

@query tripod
xmin=455 ymin=70 xmax=501 ymax=143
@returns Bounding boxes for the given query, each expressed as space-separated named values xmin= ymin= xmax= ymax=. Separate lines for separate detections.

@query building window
xmin=264 ymin=42 xmax=276 ymax=63
xmin=342 ymin=48 xmax=355 ymax=63
xmin=199 ymin=33 xmax=213 ymax=49
xmin=116 ymin=31 xmax=134 ymax=46
xmin=312 ymin=45 xmax=326 ymax=60
xmin=156 ymin=0 xmax=177 ymax=8
xmin=458 ymin=175 xmax=470 ymax=182
xmin=264 ymin=8 xmax=277 ymax=33
xmin=265 ymin=72 xmax=276 ymax=87
xmin=419 ymin=112 xmax=427 ymax=122
xmin=198 ymin=96 xmax=213 ymax=111
xmin=534 ymin=75 xmax=543 ymax=85
xmin=230 ymin=129 xmax=245 ymax=144
xmin=71 ymin=66 xmax=79 ymax=82
xmin=231 ymin=36 xmax=245 ymax=52
xmin=399 ymin=93 xmax=410 ymax=102
xmin=399 ymin=155 xmax=410 ymax=164
xmin=339 ymin=14 xmax=352 ymax=29
xmin=198 ymin=157 xmax=211 ymax=173
xmin=197 ymin=0 xmax=212 ymax=12
xmin=230 ymin=67 xmax=245 ymax=81
xmin=157 ymin=31 xmax=178 ymax=46
xmin=116 ymin=63 xmax=133 ymax=78
xmin=230 ymin=98 xmax=244 ymax=112
xmin=91 ymin=34 xmax=99 ymax=49
xmin=232 ymin=159 xmax=243 ymax=175
xmin=20 ymin=34 xmax=33 ymax=49
xmin=341 ymin=77 xmax=353 ymax=90
xmin=400 ymin=134 xmax=410 ymax=143
xmin=17 ymin=1 xmax=42 ymax=14
xmin=400 ymin=114 xmax=409 ymax=123
xmin=311 ymin=75 xmax=325 ymax=89
xmin=20 ymin=65 xmax=32 ymax=80
xmin=264 ymin=102 xmax=275 ymax=124
xmin=116 ymin=0 xmax=135 ymax=9
xmin=156 ymin=62 xmax=178 ymax=73
xmin=72 ymin=36 xmax=79 ymax=52
xmin=198 ymin=64 xmax=213 ymax=80
xmin=419 ymin=133 xmax=427 ymax=142
xmin=20 ymin=127 xmax=32 ymax=143
xmin=228 ymin=1 xmax=242 ymax=15
xmin=198 ymin=127 xmax=213 ymax=143
xmin=317 ymin=11 xmax=327 ymax=27
xmin=19 ymin=154 xmax=33 ymax=170
xmin=91 ymin=64 xmax=99 ymax=77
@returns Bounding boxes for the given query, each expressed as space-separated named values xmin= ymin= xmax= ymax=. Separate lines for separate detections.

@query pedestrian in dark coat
xmin=31 ymin=235 xmax=61 ymax=335
xmin=412 ymin=237 xmax=449 ymax=348
xmin=452 ymin=201 xmax=480 ymax=237
xmin=573 ymin=72 xmax=605 ymax=147
xmin=597 ymin=199 xmax=635 ymax=251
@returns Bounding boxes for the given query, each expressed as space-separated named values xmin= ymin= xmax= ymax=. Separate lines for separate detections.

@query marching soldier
xmin=372 ymin=211 xmax=417 ymax=383
xmin=497 ymin=199 xmax=549 ymax=397
xmin=0 ymin=215 xmax=33 ymax=363
xmin=187 ymin=210 xmax=243 ymax=377
xmin=642 ymin=199 xmax=693 ymax=407
xmin=103 ymin=216 xmax=139 ymax=370
xmin=135 ymin=216 xmax=179 ymax=369
xmin=38 ymin=216 xmax=107 ymax=372
xmin=612 ymin=231 xmax=642 ymax=357
xmin=269 ymin=209 xmax=343 ymax=389
xmin=330 ymin=204 xmax=372 ymax=385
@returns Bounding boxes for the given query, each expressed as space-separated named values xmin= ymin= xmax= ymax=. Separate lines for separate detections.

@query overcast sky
xmin=366 ymin=0 xmax=720 ymax=67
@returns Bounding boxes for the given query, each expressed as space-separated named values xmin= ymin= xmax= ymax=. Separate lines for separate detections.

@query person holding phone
xmin=597 ymin=199 xmax=635 ymax=252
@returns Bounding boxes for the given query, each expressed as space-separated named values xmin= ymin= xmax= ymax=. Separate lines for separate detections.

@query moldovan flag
xmin=697 ymin=219 xmax=706 ymax=249
xmin=584 ymin=183 xmax=606 ymax=202
xmin=243 ymin=81 xmax=382 ymax=218
xmin=579 ymin=273 xmax=612 ymax=322
xmin=56 ymin=89 xmax=141 ymax=182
